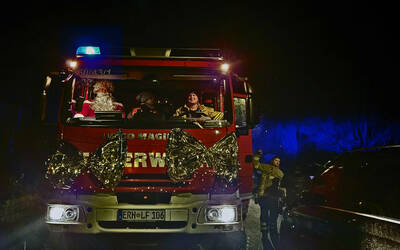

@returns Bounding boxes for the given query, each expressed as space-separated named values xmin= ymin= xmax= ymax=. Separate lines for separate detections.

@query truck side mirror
xmin=41 ymin=72 xmax=67 ymax=125
xmin=245 ymin=81 xmax=259 ymax=128
xmin=234 ymin=97 xmax=247 ymax=129
xmin=232 ymin=75 xmax=259 ymax=133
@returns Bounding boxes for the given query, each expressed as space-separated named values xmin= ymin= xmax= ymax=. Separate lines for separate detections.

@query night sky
xmin=0 ymin=0 xmax=398 ymax=204
xmin=1 ymin=1 xmax=399 ymax=136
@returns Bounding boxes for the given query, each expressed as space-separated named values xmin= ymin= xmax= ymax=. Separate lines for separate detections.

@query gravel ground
xmin=245 ymin=199 xmax=262 ymax=250
xmin=245 ymin=199 xmax=284 ymax=250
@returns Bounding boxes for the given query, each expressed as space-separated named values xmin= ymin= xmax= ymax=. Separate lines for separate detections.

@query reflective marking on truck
xmin=125 ymin=152 xmax=133 ymax=167
xmin=148 ymin=152 xmax=166 ymax=168
xmin=134 ymin=152 xmax=147 ymax=168
xmin=102 ymin=133 xmax=168 ymax=141
xmin=82 ymin=151 xmax=166 ymax=168
xmin=136 ymin=133 xmax=168 ymax=140
xmin=77 ymin=68 xmax=112 ymax=75
xmin=126 ymin=133 xmax=135 ymax=140
xmin=124 ymin=152 xmax=166 ymax=168
xmin=103 ymin=133 xmax=169 ymax=141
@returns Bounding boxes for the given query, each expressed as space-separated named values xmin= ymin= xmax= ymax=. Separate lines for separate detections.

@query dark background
xmin=1 ymin=1 xmax=399 ymax=175
xmin=0 ymin=3 xmax=399 ymax=249
xmin=2 ymin=1 xmax=399 ymax=121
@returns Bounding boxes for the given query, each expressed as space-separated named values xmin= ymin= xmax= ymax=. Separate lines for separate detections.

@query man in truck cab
xmin=174 ymin=90 xmax=223 ymax=120
xmin=73 ymin=80 xmax=124 ymax=118
xmin=127 ymin=91 xmax=161 ymax=120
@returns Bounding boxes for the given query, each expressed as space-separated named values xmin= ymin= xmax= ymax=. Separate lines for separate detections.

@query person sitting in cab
xmin=73 ymin=80 xmax=124 ymax=118
xmin=174 ymin=90 xmax=223 ymax=120
xmin=128 ymin=91 xmax=160 ymax=120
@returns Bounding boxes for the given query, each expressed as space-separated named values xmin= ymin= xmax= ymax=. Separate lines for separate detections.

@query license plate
xmin=118 ymin=209 xmax=166 ymax=221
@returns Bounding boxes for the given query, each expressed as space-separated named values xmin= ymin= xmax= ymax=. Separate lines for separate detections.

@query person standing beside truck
xmin=174 ymin=90 xmax=223 ymax=120
xmin=253 ymin=150 xmax=286 ymax=250
xmin=73 ymin=80 xmax=124 ymax=118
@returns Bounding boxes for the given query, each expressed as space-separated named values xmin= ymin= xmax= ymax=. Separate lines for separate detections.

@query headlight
xmin=48 ymin=206 xmax=64 ymax=220
xmin=205 ymin=206 xmax=238 ymax=224
xmin=46 ymin=204 xmax=80 ymax=224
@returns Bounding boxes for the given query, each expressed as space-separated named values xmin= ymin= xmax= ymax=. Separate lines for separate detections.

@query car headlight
xmin=46 ymin=204 xmax=81 ymax=224
xmin=204 ymin=206 xmax=238 ymax=224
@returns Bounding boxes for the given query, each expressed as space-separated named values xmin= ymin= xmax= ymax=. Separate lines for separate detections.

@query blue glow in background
xmin=252 ymin=115 xmax=400 ymax=166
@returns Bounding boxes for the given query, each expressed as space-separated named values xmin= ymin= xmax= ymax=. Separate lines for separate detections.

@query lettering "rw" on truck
xmin=124 ymin=152 xmax=166 ymax=168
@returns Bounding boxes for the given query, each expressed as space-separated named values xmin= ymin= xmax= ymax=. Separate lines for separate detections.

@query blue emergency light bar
xmin=75 ymin=46 xmax=223 ymax=59
xmin=76 ymin=46 xmax=101 ymax=55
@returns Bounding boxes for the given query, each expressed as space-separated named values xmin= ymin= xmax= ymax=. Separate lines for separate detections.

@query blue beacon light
xmin=76 ymin=46 xmax=101 ymax=55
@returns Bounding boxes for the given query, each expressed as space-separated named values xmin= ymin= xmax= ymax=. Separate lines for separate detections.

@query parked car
xmin=281 ymin=145 xmax=400 ymax=249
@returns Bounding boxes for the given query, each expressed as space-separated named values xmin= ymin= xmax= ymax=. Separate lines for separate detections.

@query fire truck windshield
xmin=60 ymin=68 xmax=232 ymax=129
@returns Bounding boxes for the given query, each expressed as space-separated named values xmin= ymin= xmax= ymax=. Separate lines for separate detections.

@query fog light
xmin=47 ymin=204 xmax=80 ymax=224
xmin=205 ymin=206 xmax=238 ymax=224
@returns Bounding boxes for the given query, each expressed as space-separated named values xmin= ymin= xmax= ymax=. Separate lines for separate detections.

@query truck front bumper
xmin=45 ymin=231 xmax=246 ymax=250
xmin=46 ymin=192 xmax=243 ymax=234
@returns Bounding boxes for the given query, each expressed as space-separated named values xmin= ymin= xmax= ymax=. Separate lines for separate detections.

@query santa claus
xmin=74 ymin=80 xmax=124 ymax=118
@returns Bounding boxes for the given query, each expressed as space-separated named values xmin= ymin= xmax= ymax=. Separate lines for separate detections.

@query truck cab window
xmin=61 ymin=70 xmax=233 ymax=128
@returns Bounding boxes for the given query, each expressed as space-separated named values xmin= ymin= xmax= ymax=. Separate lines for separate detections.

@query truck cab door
xmin=232 ymin=76 xmax=258 ymax=201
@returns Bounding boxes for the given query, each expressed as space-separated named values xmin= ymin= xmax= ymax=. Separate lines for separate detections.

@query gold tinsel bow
xmin=45 ymin=132 xmax=127 ymax=190
xmin=166 ymin=128 xmax=239 ymax=182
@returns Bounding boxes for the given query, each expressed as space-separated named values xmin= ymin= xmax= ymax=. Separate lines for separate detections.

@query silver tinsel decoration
xmin=45 ymin=131 xmax=127 ymax=189
xmin=166 ymin=128 xmax=239 ymax=182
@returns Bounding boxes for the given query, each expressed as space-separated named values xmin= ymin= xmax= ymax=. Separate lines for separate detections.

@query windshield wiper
xmin=192 ymin=121 xmax=203 ymax=129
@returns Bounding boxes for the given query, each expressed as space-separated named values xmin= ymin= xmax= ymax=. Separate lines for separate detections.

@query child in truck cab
xmin=174 ymin=90 xmax=223 ymax=120
xmin=73 ymin=80 xmax=124 ymax=118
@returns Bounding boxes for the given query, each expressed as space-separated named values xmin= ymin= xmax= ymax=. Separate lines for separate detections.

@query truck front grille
xmin=117 ymin=181 xmax=189 ymax=188
xmin=118 ymin=174 xmax=191 ymax=189
xmin=117 ymin=192 xmax=171 ymax=204
xmin=121 ymin=174 xmax=170 ymax=179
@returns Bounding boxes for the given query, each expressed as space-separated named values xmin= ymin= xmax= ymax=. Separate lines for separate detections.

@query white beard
xmin=90 ymin=93 xmax=115 ymax=111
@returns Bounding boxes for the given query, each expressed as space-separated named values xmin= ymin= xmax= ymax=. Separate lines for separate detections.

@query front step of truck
xmin=45 ymin=231 xmax=247 ymax=250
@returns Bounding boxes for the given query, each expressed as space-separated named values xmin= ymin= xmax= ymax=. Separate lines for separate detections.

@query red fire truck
xmin=41 ymin=47 xmax=256 ymax=249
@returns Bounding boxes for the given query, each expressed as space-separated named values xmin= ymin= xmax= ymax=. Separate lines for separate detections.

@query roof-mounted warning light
xmin=76 ymin=46 xmax=101 ymax=56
